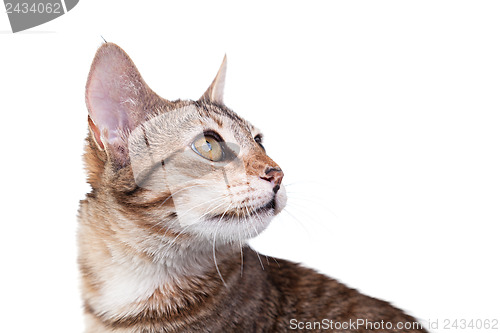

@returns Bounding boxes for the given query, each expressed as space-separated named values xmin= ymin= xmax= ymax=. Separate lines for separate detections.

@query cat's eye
xmin=254 ymin=134 xmax=265 ymax=151
xmin=192 ymin=134 xmax=224 ymax=162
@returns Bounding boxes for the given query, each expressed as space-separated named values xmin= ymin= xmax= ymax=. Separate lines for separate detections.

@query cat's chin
xmin=186 ymin=188 xmax=287 ymax=244
xmin=209 ymin=198 xmax=276 ymax=221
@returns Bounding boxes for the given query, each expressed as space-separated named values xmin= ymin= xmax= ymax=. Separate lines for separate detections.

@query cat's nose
xmin=261 ymin=167 xmax=284 ymax=193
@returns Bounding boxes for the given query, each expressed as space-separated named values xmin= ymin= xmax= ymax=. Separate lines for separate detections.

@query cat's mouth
xmin=209 ymin=197 xmax=276 ymax=221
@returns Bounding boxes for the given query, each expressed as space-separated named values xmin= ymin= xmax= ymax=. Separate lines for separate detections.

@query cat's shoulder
xmin=251 ymin=250 xmax=425 ymax=332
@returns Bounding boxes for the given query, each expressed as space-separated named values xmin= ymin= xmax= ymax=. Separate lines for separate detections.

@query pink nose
xmin=260 ymin=167 xmax=284 ymax=193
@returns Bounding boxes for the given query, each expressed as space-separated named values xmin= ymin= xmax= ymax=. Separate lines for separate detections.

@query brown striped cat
xmin=78 ymin=43 xmax=427 ymax=333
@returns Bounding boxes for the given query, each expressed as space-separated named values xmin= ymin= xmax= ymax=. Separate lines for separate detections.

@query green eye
xmin=192 ymin=135 xmax=224 ymax=161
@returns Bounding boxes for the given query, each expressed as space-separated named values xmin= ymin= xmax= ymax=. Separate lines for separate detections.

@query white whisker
xmin=212 ymin=203 xmax=232 ymax=286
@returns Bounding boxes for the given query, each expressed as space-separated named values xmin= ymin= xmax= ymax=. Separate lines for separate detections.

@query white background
xmin=1 ymin=1 xmax=499 ymax=332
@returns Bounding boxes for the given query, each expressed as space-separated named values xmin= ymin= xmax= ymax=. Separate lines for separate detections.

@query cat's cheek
xmin=274 ymin=186 xmax=287 ymax=215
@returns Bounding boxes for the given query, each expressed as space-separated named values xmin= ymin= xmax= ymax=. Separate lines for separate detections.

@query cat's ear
xmin=199 ymin=55 xmax=227 ymax=104
xmin=85 ymin=43 xmax=152 ymax=165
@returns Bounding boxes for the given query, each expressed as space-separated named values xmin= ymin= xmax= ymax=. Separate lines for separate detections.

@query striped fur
xmin=78 ymin=43 xmax=427 ymax=332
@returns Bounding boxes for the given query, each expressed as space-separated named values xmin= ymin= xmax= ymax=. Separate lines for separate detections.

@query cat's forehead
xmin=196 ymin=102 xmax=258 ymax=135
xmin=158 ymin=100 xmax=259 ymax=139
xmin=135 ymin=100 xmax=259 ymax=152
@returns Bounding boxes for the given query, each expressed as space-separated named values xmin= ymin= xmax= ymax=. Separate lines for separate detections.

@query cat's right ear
xmin=85 ymin=43 xmax=151 ymax=165
xmin=199 ymin=55 xmax=227 ymax=104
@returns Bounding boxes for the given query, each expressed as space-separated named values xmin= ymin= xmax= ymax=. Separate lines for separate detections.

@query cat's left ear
xmin=85 ymin=43 xmax=158 ymax=166
xmin=199 ymin=55 xmax=227 ymax=104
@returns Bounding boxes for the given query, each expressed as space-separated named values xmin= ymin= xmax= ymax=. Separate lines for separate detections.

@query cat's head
xmin=84 ymin=43 xmax=286 ymax=246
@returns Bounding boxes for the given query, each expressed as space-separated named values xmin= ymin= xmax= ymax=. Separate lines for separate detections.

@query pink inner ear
xmin=87 ymin=72 xmax=128 ymax=144
xmin=85 ymin=44 xmax=140 ymax=147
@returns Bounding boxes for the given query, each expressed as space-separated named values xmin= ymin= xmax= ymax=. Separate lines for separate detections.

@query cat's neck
xmin=79 ymin=199 xmax=242 ymax=323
